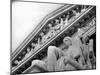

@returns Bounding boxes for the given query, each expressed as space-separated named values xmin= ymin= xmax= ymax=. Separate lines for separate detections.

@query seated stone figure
xmin=39 ymin=32 xmax=47 ymax=44
xmin=23 ymin=47 xmax=36 ymax=60
xmin=25 ymin=32 xmax=91 ymax=73
xmin=22 ymin=47 xmax=31 ymax=60
xmin=53 ymin=17 xmax=64 ymax=32
xmin=88 ymin=39 xmax=96 ymax=69
xmin=43 ymin=23 xmax=56 ymax=40
xmin=81 ymin=37 xmax=95 ymax=69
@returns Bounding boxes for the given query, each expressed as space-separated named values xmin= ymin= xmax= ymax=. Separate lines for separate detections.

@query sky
xmin=12 ymin=1 xmax=63 ymax=52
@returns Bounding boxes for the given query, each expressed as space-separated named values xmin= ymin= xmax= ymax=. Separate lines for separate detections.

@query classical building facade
xmin=11 ymin=3 xmax=96 ymax=75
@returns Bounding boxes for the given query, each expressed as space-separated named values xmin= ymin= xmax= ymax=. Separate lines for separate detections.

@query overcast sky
xmin=12 ymin=1 xmax=63 ymax=52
